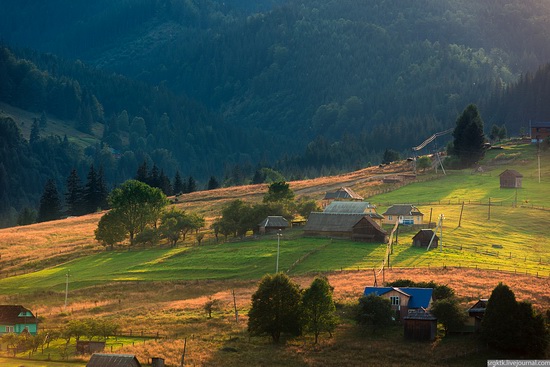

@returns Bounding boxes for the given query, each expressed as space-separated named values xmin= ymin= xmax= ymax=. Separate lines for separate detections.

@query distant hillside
xmin=3 ymin=0 xmax=550 ymax=225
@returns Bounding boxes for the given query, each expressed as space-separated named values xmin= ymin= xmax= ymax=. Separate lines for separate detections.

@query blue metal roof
xmin=363 ymin=287 xmax=393 ymax=296
xmin=363 ymin=287 xmax=433 ymax=309
xmin=399 ymin=287 xmax=433 ymax=308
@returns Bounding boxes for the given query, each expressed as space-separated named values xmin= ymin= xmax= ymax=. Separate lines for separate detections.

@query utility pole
xmin=488 ymin=197 xmax=491 ymax=221
xmin=64 ymin=269 xmax=70 ymax=309
xmin=275 ymin=230 xmax=282 ymax=273
xmin=232 ymin=289 xmax=239 ymax=323
xmin=458 ymin=202 xmax=464 ymax=227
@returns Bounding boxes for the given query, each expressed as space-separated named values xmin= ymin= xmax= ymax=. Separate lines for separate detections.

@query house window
xmin=388 ymin=215 xmax=393 ymax=220
xmin=390 ymin=296 xmax=400 ymax=306
xmin=5 ymin=326 xmax=14 ymax=333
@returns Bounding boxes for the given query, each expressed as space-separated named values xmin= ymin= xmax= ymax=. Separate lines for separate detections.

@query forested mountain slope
xmin=2 ymin=0 xmax=550 ymax=226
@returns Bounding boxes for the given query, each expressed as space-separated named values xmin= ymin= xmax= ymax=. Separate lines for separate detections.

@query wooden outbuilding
xmin=87 ymin=354 xmax=142 ymax=367
xmin=304 ymin=213 xmax=388 ymax=243
xmin=467 ymin=298 xmax=488 ymax=332
xmin=323 ymin=201 xmax=384 ymax=225
xmin=77 ymin=341 xmax=105 ymax=355
xmin=258 ymin=216 xmax=289 ymax=234
xmin=499 ymin=169 xmax=523 ymax=189
xmin=412 ymin=229 xmax=439 ymax=249
xmin=403 ymin=309 xmax=438 ymax=341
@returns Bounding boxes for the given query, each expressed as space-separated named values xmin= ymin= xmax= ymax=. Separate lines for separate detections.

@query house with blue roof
xmin=363 ymin=286 xmax=434 ymax=320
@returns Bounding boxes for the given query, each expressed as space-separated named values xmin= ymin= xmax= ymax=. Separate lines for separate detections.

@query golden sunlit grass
xmin=0 ymin=141 xmax=549 ymax=366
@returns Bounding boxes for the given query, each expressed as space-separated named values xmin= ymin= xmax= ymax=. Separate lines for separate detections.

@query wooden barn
xmin=87 ymin=354 xmax=142 ymax=367
xmin=403 ymin=309 xmax=438 ymax=341
xmin=323 ymin=201 xmax=384 ymax=225
xmin=258 ymin=216 xmax=289 ymax=234
xmin=412 ymin=229 xmax=439 ymax=249
xmin=499 ymin=169 xmax=523 ymax=189
xmin=304 ymin=213 xmax=388 ymax=243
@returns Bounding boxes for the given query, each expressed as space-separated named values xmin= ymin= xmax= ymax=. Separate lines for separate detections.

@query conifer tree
xmin=452 ymin=104 xmax=486 ymax=167
xmin=135 ymin=161 xmax=149 ymax=184
xmin=173 ymin=171 xmax=185 ymax=194
xmin=65 ymin=169 xmax=84 ymax=216
xmin=38 ymin=179 xmax=62 ymax=222
xmin=29 ymin=119 xmax=40 ymax=144
xmin=187 ymin=176 xmax=197 ymax=193
xmin=207 ymin=176 xmax=220 ymax=190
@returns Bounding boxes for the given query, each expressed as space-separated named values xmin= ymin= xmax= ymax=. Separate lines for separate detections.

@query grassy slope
xmin=0 ymin=142 xmax=548 ymax=295
xmin=0 ymin=142 xmax=549 ymax=366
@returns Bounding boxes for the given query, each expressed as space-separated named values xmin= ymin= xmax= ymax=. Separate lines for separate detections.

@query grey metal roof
xmin=382 ymin=204 xmax=423 ymax=216
xmin=324 ymin=201 xmax=375 ymax=214
xmin=305 ymin=213 xmax=365 ymax=232
xmin=87 ymin=354 xmax=142 ymax=367
xmin=404 ymin=309 xmax=437 ymax=321
xmin=323 ymin=187 xmax=363 ymax=200
xmin=258 ymin=216 xmax=289 ymax=228
xmin=499 ymin=169 xmax=523 ymax=177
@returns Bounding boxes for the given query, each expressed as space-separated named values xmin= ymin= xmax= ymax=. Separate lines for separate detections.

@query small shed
xmin=258 ymin=216 xmax=289 ymax=234
xmin=412 ymin=229 xmax=439 ymax=249
xmin=499 ymin=169 xmax=523 ymax=188
xmin=403 ymin=309 xmax=437 ymax=341
xmin=87 ymin=354 xmax=142 ymax=367
xmin=467 ymin=298 xmax=488 ymax=332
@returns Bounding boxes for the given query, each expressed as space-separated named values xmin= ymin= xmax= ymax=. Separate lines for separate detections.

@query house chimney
xmin=151 ymin=357 xmax=165 ymax=367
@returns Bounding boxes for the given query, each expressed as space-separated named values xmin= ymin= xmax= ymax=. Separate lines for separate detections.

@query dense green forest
xmin=2 ymin=0 xmax=550 ymax=226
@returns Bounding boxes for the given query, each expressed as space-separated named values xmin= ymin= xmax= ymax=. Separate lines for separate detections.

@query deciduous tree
xmin=248 ymin=273 xmax=302 ymax=343
xmin=356 ymin=294 xmax=393 ymax=333
xmin=108 ymin=180 xmax=168 ymax=245
xmin=302 ymin=277 xmax=338 ymax=343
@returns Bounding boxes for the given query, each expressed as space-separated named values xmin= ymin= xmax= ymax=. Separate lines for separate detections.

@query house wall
xmin=531 ymin=127 xmax=550 ymax=142
xmin=383 ymin=215 xmax=423 ymax=225
xmin=383 ymin=290 xmax=410 ymax=319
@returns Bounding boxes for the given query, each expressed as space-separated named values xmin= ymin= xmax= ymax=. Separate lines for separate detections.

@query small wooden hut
xmin=258 ymin=216 xmax=289 ymax=234
xmin=403 ymin=309 xmax=437 ymax=341
xmin=87 ymin=354 xmax=142 ymax=367
xmin=499 ymin=169 xmax=523 ymax=188
xmin=412 ymin=229 xmax=439 ymax=249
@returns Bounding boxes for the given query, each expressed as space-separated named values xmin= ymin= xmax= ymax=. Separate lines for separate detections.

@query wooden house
xmin=87 ymin=353 xmax=142 ymax=367
xmin=304 ymin=213 xmax=388 ymax=243
xmin=323 ymin=201 xmax=384 ymax=225
xmin=382 ymin=204 xmax=423 ymax=225
xmin=499 ymin=169 xmax=523 ymax=189
xmin=403 ymin=309 xmax=438 ymax=341
xmin=466 ymin=298 xmax=488 ymax=332
xmin=0 ymin=305 xmax=38 ymax=335
xmin=363 ymin=287 xmax=434 ymax=320
xmin=258 ymin=216 xmax=289 ymax=234
xmin=530 ymin=121 xmax=550 ymax=143
xmin=77 ymin=341 xmax=106 ymax=355
xmin=323 ymin=187 xmax=363 ymax=203
xmin=412 ymin=229 xmax=439 ymax=249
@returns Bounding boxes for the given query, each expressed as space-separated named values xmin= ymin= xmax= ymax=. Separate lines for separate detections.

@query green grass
xmin=0 ymin=142 xmax=547 ymax=296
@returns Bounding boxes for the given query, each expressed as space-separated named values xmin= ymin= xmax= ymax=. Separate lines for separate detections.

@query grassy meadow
xmin=0 ymin=141 xmax=549 ymax=366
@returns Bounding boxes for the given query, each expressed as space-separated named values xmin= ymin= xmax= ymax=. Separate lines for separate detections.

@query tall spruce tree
xmin=452 ymin=104 xmax=486 ymax=167
xmin=38 ymin=179 xmax=62 ymax=222
xmin=187 ymin=176 xmax=197 ymax=193
xmin=173 ymin=171 xmax=185 ymax=194
xmin=207 ymin=176 xmax=220 ymax=190
xmin=65 ymin=168 xmax=84 ymax=216
xmin=84 ymin=165 xmax=108 ymax=213
xmin=135 ymin=161 xmax=149 ymax=184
